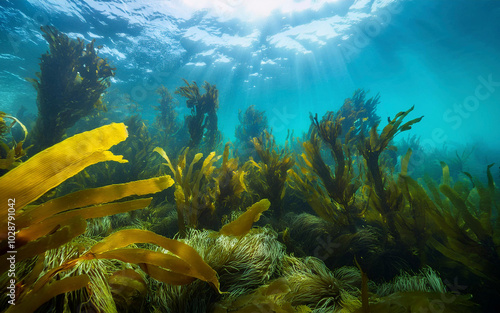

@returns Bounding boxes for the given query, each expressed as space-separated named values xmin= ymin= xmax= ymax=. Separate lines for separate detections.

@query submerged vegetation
xmin=2 ymin=27 xmax=499 ymax=313
xmin=175 ymin=79 xmax=221 ymax=153
xmin=27 ymin=26 xmax=115 ymax=153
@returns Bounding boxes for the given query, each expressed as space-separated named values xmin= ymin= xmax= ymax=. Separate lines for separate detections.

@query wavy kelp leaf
xmin=0 ymin=216 xmax=87 ymax=273
xmin=400 ymin=148 xmax=412 ymax=177
xmin=440 ymin=161 xmax=450 ymax=186
xmin=423 ymin=175 xmax=444 ymax=209
xmin=486 ymin=163 xmax=495 ymax=192
xmin=427 ymin=237 xmax=493 ymax=280
xmin=17 ymin=198 xmax=153 ymax=243
xmin=91 ymin=248 xmax=193 ymax=275
xmin=17 ymin=175 xmax=173 ymax=229
xmin=139 ymin=263 xmax=196 ymax=285
xmin=5 ymin=275 xmax=90 ymax=313
xmin=219 ymin=199 xmax=271 ymax=236
xmin=439 ymin=184 xmax=489 ymax=242
xmin=218 ymin=278 xmax=296 ymax=313
xmin=84 ymin=229 xmax=221 ymax=292
xmin=0 ymin=123 xmax=128 ymax=213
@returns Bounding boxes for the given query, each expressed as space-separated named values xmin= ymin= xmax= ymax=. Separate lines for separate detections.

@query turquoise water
xmin=1 ymin=0 xmax=499 ymax=152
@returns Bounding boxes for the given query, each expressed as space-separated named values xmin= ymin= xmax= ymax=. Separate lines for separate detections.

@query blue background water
xmin=0 ymin=0 xmax=499 ymax=159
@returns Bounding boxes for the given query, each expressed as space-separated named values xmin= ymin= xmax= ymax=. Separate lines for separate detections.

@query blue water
xmin=1 ymin=0 xmax=499 ymax=157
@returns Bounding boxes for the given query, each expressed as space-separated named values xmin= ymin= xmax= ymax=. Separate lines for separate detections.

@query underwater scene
xmin=1 ymin=0 xmax=500 ymax=312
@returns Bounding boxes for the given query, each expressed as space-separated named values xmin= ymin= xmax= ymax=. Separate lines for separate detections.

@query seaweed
xmin=357 ymin=106 xmax=423 ymax=239
xmin=219 ymin=199 xmax=270 ymax=236
xmin=155 ymin=85 xmax=180 ymax=135
xmin=175 ymin=79 xmax=221 ymax=153
xmin=288 ymin=96 xmax=367 ymax=231
xmin=248 ymin=131 xmax=295 ymax=220
xmin=304 ymin=109 xmax=361 ymax=221
xmin=235 ymin=105 xmax=268 ymax=159
xmin=0 ymin=112 xmax=29 ymax=172
xmin=0 ymin=123 xmax=184 ymax=312
xmin=27 ymin=26 xmax=115 ymax=152
xmin=155 ymin=143 xmax=250 ymax=235
xmin=336 ymin=89 xmax=381 ymax=139
xmin=155 ymin=146 xmax=221 ymax=236
xmin=429 ymin=163 xmax=499 ymax=281
xmin=215 ymin=143 xmax=248 ymax=225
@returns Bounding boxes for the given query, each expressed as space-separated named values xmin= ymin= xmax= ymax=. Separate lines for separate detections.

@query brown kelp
xmin=175 ymin=79 xmax=221 ymax=152
xmin=401 ymin=162 xmax=500 ymax=308
xmin=0 ymin=112 xmax=29 ymax=172
xmin=215 ymin=143 xmax=248 ymax=225
xmin=288 ymin=97 xmax=424 ymax=278
xmin=155 ymin=85 xmax=180 ymax=136
xmin=27 ymin=26 xmax=115 ymax=152
xmin=234 ymin=105 xmax=268 ymax=159
xmin=289 ymin=110 xmax=362 ymax=229
xmin=248 ymin=131 xmax=295 ymax=220
xmin=357 ymin=106 xmax=423 ymax=240
xmin=336 ymin=89 xmax=381 ymax=138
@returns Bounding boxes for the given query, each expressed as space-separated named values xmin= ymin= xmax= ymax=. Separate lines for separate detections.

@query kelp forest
xmin=1 ymin=26 xmax=499 ymax=313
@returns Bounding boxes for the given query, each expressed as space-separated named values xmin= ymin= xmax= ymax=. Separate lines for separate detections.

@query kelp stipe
xmin=358 ymin=106 xmax=423 ymax=240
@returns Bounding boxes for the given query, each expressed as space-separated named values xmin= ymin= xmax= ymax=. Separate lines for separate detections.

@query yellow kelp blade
xmin=5 ymin=275 xmax=90 ymax=313
xmin=17 ymin=198 xmax=153 ymax=243
xmin=0 ymin=216 xmax=87 ymax=273
xmin=16 ymin=175 xmax=174 ymax=229
xmin=0 ymin=123 xmax=128 ymax=213
xmin=84 ymin=229 xmax=221 ymax=293
xmin=139 ymin=263 xmax=196 ymax=285
xmin=15 ymin=216 xmax=87 ymax=262
xmin=219 ymin=199 xmax=271 ymax=237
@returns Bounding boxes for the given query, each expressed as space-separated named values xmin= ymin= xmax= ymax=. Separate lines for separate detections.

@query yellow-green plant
xmin=248 ymin=131 xmax=294 ymax=219
xmin=289 ymin=109 xmax=362 ymax=229
xmin=155 ymin=146 xmax=221 ymax=236
xmin=0 ymin=112 xmax=29 ymax=171
xmin=0 ymin=123 xmax=223 ymax=312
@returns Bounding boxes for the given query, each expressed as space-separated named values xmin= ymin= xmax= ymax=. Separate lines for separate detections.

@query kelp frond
xmin=249 ymin=130 xmax=295 ymax=219
xmin=28 ymin=26 xmax=115 ymax=152
xmin=0 ymin=123 xmax=176 ymax=312
xmin=219 ymin=199 xmax=270 ymax=237
xmin=0 ymin=112 xmax=29 ymax=171
xmin=155 ymin=146 xmax=221 ymax=235
xmin=175 ymin=79 xmax=221 ymax=150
